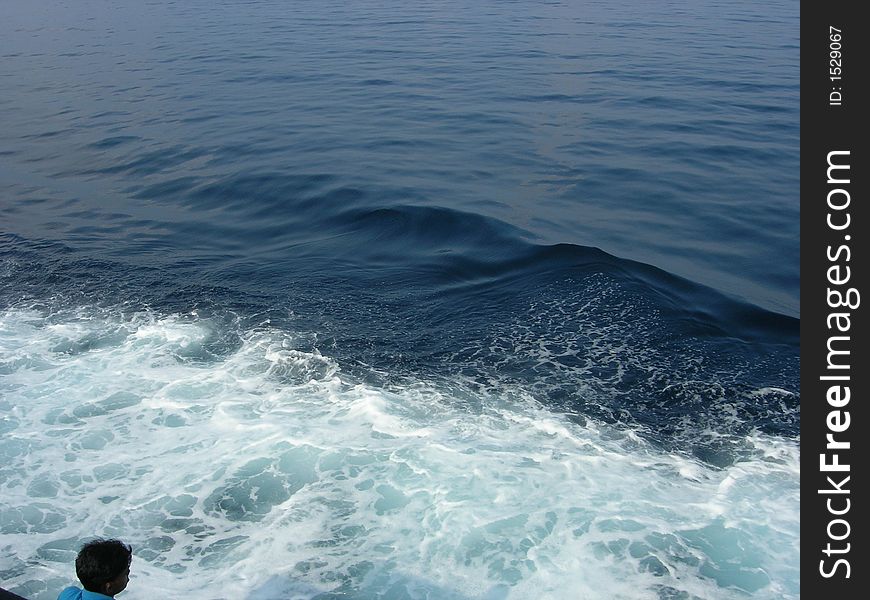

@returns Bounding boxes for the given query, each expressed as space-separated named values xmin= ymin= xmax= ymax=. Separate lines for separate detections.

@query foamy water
xmin=1 ymin=307 xmax=799 ymax=599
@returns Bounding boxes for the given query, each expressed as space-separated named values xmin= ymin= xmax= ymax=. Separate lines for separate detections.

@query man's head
xmin=75 ymin=538 xmax=132 ymax=597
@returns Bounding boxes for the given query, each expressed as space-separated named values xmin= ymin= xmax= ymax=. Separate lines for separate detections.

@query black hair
xmin=75 ymin=538 xmax=132 ymax=593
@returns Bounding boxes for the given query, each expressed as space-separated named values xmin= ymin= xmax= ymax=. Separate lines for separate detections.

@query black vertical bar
xmin=802 ymin=0 xmax=868 ymax=596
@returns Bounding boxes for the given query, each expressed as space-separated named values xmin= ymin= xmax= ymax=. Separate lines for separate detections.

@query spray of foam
xmin=0 ymin=307 xmax=799 ymax=599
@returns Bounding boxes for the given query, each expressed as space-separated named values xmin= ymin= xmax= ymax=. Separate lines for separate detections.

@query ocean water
xmin=1 ymin=1 xmax=799 ymax=599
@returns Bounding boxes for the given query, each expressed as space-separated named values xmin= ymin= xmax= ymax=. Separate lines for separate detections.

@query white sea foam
xmin=0 ymin=307 xmax=799 ymax=599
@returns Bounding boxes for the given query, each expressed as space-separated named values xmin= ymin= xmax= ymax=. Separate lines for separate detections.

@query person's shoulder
xmin=56 ymin=589 xmax=110 ymax=600
xmin=79 ymin=591 xmax=113 ymax=600
xmin=57 ymin=587 xmax=83 ymax=600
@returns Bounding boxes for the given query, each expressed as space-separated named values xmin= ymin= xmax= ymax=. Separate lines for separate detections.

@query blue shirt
xmin=57 ymin=587 xmax=114 ymax=600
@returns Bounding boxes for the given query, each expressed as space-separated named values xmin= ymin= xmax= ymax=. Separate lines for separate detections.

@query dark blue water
xmin=1 ymin=1 xmax=799 ymax=599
